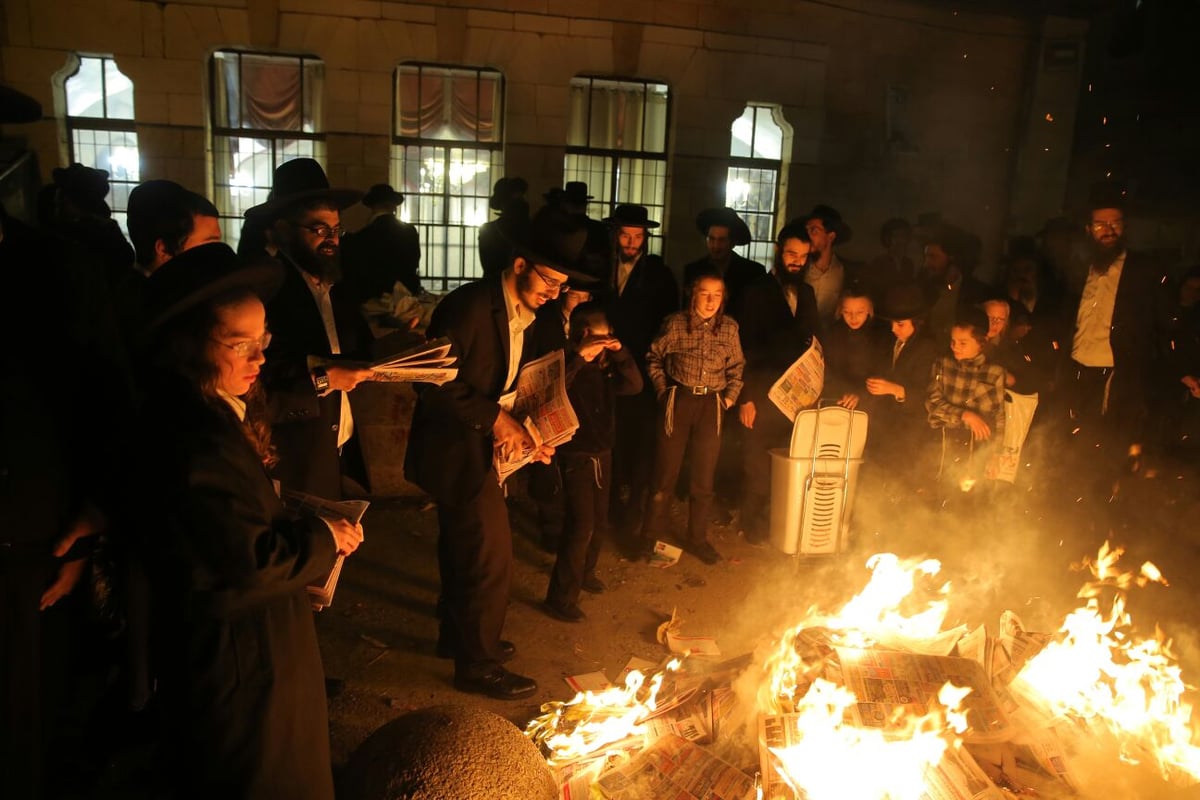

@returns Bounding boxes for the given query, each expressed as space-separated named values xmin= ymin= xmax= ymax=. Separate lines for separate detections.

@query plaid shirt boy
xmin=647 ymin=310 xmax=744 ymax=408
xmin=925 ymin=352 xmax=1006 ymax=438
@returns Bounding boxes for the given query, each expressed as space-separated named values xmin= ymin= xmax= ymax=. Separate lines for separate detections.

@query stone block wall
xmin=0 ymin=0 xmax=1075 ymax=274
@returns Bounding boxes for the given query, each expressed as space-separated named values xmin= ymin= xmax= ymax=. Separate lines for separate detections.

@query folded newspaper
xmin=335 ymin=336 xmax=458 ymax=385
xmin=768 ymin=336 xmax=825 ymax=423
xmin=494 ymin=349 xmax=580 ymax=483
xmin=281 ymin=490 xmax=369 ymax=611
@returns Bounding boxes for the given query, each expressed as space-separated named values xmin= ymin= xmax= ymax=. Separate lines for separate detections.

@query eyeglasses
xmin=987 ymin=316 xmax=1009 ymax=325
xmin=530 ymin=263 xmax=569 ymax=295
xmin=212 ymin=332 xmax=272 ymax=357
xmin=298 ymin=222 xmax=346 ymax=239
xmin=1088 ymin=219 xmax=1124 ymax=233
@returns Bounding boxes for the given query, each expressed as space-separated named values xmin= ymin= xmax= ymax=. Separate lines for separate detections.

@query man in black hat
xmin=340 ymin=183 xmax=421 ymax=304
xmin=405 ymin=206 xmax=592 ymax=700
xmin=246 ymin=157 xmax=375 ymax=500
xmin=47 ymin=162 xmax=135 ymax=290
xmin=683 ymin=207 xmax=764 ymax=318
xmin=478 ymin=177 xmax=529 ymax=279
xmin=127 ymin=180 xmax=222 ymax=277
xmin=546 ymin=181 xmax=611 ymax=278
xmin=735 ymin=222 xmax=820 ymax=544
xmin=1066 ymin=184 xmax=1173 ymax=460
xmin=920 ymin=222 xmax=991 ymax=344
xmin=802 ymin=204 xmax=854 ymax=326
xmin=600 ymin=204 xmax=678 ymax=530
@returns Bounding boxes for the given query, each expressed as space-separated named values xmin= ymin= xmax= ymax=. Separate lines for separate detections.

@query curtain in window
xmin=399 ymin=71 xmax=497 ymax=142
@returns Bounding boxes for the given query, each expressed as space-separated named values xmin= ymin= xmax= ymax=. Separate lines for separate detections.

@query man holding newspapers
xmin=405 ymin=206 xmax=594 ymax=700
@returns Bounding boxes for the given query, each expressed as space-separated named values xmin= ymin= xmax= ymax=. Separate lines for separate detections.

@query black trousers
xmin=647 ymin=391 xmax=723 ymax=543
xmin=739 ymin=406 xmax=794 ymax=537
xmin=612 ymin=389 xmax=657 ymax=516
xmin=435 ymin=477 xmax=511 ymax=678
xmin=546 ymin=451 xmax=611 ymax=608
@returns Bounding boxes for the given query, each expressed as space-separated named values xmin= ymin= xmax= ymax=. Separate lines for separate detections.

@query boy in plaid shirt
xmin=642 ymin=274 xmax=744 ymax=564
xmin=925 ymin=307 xmax=1006 ymax=493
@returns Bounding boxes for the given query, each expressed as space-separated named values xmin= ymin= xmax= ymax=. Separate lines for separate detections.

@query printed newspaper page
xmin=594 ymin=733 xmax=756 ymax=800
xmin=367 ymin=336 xmax=458 ymax=385
xmin=281 ymin=491 xmax=369 ymax=611
xmin=768 ymin=337 xmax=825 ymax=422
xmin=493 ymin=349 xmax=579 ymax=483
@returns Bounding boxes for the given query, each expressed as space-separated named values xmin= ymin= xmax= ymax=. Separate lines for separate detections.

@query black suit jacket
xmin=737 ymin=273 xmax=819 ymax=419
xmin=603 ymin=254 xmax=678 ymax=374
xmin=341 ymin=214 xmax=421 ymax=301
xmin=405 ymin=277 xmax=535 ymax=501
xmin=262 ymin=260 xmax=373 ymax=498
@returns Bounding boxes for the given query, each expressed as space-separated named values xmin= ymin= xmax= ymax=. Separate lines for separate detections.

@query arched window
xmin=209 ymin=49 xmax=324 ymax=247
xmin=565 ymin=76 xmax=670 ymax=253
xmin=61 ymin=54 xmax=139 ymax=232
xmin=726 ymin=103 xmax=791 ymax=264
xmin=391 ymin=63 xmax=504 ymax=291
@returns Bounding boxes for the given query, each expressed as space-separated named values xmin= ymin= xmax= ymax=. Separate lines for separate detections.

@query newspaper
xmin=281 ymin=490 xmax=368 ymax=611
xmin=365 ymin=336 xmax=458 ymax=385
xmin=835 ymin=648 xmax=1014 ymax=745
xmin=493 ymin=349 xmax=580 ymax=483
xmin=594 ymin=733 xmax=756 ymax=800
xmin=768 ymin=337 xmax=825 ymax=422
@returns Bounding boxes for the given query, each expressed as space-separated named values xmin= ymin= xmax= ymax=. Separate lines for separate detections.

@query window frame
xmin=564 ymin=75 xmax=671 ymax=250
xmin=390 ymin=62 xmax=506 ymax=292
xmin=207 ymin=48 xmax=325 ymax=247
xmin=61 ymin=53 xmax=140 ymax=232
xmin=726 ymin=102 xmax=790 ymax=264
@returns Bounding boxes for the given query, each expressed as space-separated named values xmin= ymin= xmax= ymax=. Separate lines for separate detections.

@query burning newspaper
xmin=768 ymin=336 xmax=824 ymax=422
xmin=494 ymin=349 xmax=579 ymax=483
xmin=593 ymin=733 xmax=756 ymax=800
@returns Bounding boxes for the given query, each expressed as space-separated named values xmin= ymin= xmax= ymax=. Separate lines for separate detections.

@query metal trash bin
xmin=768 ymin=405 xmax=868 ymax=556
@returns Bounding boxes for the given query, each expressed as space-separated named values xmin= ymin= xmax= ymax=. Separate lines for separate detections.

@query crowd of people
xmin=3 ymin=79 xmax=1199 ymax=796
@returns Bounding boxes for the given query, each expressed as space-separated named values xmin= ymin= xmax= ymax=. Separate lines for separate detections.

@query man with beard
xmin=600 ymin=204 xmax=678 ymax=531
xmin=735 ymin=222 xmax=820 ymax=544
xmin=1067 ymin=184 xmax=1172 ymax=461
xmin=247 ymin=158 xmax=375 ymax=499
xmin=802 ymin=204 xmax=854 ymax=326
xmin=682 ymin=207 xmax=764 ymax=317
xmin=405 ymin=206 xmax=590 ymax=699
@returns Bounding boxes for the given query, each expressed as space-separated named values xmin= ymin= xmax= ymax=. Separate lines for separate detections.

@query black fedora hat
xmin=52 ymin=163 xmax=111 ymax=216
xmin=545 ymin=181 xmax=593 ymax=204
xmin=696 ymin=207 xmax=751 ymax=246
xmin=244 ymin=158 xmax=362 ymax=220
xmin=1087 ymin=181 xmax=1127 ymax=213
xmin=603 ymin=204 xmax=660 ymax=229
xmin=489 ymin=176 xmax=529 ymax=210
xmin=0 ymin=83 xmax=41 ymax=123
xmin=878 ymin=281 xmax=931 ymax=322
xmin=507 ymin=206 xmax=594 ymax=285
xmin=362 ymin=183 xmax=404 ymax=207
xmin=141 ymin=242 xmax=284 ymax=335
xmin=805 ymin=204 xmax=853 ymax=245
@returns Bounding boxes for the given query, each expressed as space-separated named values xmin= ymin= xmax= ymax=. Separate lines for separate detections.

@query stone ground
xmin=318 ymin=446 xmax=1200 ymax=789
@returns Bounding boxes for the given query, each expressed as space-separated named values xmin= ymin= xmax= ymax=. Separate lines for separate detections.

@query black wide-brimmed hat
xmin=52 ymin=163 xmax=111 ymax=216
xmin=507 ymin=206 xmax=594 ymax=285
xmin=362 ymin=183 xmax=404 ymax=207
xmin=695 ymin=207 xmax=751 ymax=246
xmin=603 ymin=204 xmax=660 ymax=229
xmin=804 ymin=204 xmax=853 ymax=245
xmin=545 ymin=181 xmax=593 ymax=205
xmin=141 ymin=242 xmax=284 ymax=335
xmin=489 ymin=176 xmax=529 ymax=210
xmin=244 ymin=158 xmax=362 ymax=220
xmin=1087 ymin=181 xmax=1127 ymax=213
xmin=878 ymin=281 xmax=931 ymax=322
xmin=0 ymin=83 xmax=41 ymax=123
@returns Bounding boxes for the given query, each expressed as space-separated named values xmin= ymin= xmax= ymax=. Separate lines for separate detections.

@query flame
xmin=525 ymin=658 xmax=682 ymax=764
xmin=1014 ymin=542 xmax=1200 ymax=782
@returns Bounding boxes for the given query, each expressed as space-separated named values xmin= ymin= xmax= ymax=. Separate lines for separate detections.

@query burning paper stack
xmin=525 ymin=544 xmax=1200 ymax=800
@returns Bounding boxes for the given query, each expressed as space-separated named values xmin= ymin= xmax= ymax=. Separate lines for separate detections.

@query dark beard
xmin=289 ymin=240 xmax=342 ymax=284
xmin=1090 ymin=236 xmax=1125 ymax=272
xmin=777 ymin=267 xmax=806 ymax=287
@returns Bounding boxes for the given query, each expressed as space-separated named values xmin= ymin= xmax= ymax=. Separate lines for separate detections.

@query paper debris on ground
xmin=565 ymin=670 xmax=613 ymax=694
xmin=648 ymin=541 xmax=682 ymax=568
xmin=657 ymin=609 xmax=722 ymax=658
xmin=615 ymin=656 xmax=659 ymax=687
xmin=593 ymin=733 xmax=756 ymax=800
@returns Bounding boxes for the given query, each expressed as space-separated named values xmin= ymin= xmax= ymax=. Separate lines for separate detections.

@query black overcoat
xmin=341 ymin=214 xmax=422 ymax=301
xmin=736 ymin=273 xmax=819 ymax=425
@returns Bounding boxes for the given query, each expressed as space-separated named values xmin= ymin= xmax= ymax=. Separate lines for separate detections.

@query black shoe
xmin=454 ymin=667 xmax=538 ymax=700
xmin=688 ymin=540 xmax=721 ymax=565
xmin=542 ymin=600 xmax=586 ymax=622
xmin=582 ymin=574 xmax=607 ymax=594
xmin=436 ymin=639 xmax=516 ymax=662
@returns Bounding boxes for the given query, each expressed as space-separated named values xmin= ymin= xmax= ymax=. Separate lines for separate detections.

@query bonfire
xmin=526 ymin=543 xmax=1200 ymax=799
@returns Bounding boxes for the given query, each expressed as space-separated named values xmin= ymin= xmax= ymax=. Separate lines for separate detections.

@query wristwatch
xmin=312 ymin=367 xmax=330 ymax=393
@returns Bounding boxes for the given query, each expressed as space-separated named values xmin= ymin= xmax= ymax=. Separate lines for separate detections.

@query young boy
xmin=542 ymin=303 xmax=642 ymax=622
xmin=642 ymin=274 xmax=745 ymax=564
xmin=925 ymin=307 xmax=1007 ymax=493
xmin=824 ymin=288 xmax=889 ymax=410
